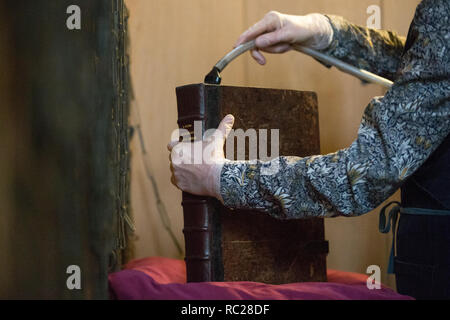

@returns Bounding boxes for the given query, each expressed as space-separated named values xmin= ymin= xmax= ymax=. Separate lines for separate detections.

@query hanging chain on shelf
xmin=130 ymin=99 xmax=184 ymax=257
xmin=110 ymin=0 xmax=136 ymax=271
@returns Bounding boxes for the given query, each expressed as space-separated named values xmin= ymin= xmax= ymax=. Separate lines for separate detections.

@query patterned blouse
xmin=219 ymin=0 xmax=450 ymax=219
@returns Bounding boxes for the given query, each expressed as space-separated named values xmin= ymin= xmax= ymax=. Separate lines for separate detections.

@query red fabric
xmin=124 ymin=256 xmax=187 ymax=284
xmin=108 ymin=257 xmax=413 ymax=300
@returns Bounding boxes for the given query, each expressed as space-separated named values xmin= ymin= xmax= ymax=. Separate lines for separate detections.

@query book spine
xmin=181 ymin=194 xmax=212 ymax=282
xmin=176 ymin=84 xmax=213 ymax=282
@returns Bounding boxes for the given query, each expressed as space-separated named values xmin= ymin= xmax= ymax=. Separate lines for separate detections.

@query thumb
xmin=215 ymin=114 xmax=235 ymax=144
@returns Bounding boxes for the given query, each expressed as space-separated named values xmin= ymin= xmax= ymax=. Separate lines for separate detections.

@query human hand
xmin=235 ymin=11 xmax=333 ymax=65
xmin=168 ymin=115 xmax=235 ymax=200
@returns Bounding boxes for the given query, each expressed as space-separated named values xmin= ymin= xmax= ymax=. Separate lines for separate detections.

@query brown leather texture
xmin=176 ymin=84 xmax=328 ymax=284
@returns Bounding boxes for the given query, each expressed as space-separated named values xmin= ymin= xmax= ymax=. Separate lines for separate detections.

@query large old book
xmin=176 ymin=83 xmax=328 ymax=284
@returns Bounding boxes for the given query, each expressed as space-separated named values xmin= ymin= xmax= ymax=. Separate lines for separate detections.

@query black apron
xmin=380 ymin=134 xmax=450 ymax=299
xmin=378 ymin=18 xmax=450 ymax=299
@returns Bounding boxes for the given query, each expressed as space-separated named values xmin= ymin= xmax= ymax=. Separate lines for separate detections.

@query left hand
xmin=168 ymin=115 xmax=235 ymax=199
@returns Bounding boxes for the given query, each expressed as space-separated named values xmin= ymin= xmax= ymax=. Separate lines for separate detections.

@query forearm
xmin=220 ymin=80 xmax=450 ymax=219
xmin=219 ymin=155 xmax=346 ymax=219
xmin=219 ymin=140 xmax=393 ymax=219
xmin=322 ymin=15 xmax=406 ymax=80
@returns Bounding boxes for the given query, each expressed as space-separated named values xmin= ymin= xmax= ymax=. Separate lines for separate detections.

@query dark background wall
xmin=0 ymin=0 xmax=131 ymax=299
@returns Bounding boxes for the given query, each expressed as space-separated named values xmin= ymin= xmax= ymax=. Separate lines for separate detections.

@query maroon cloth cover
xmin=108 ymin=257 xmax=414 ymax=300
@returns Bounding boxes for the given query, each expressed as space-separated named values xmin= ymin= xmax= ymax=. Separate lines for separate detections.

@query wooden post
xmin=0 ymin=0 xmax=132 ymax=299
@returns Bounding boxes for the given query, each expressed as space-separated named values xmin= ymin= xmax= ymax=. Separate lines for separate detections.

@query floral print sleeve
xmin=322 ymin=15 xmax=406 ymax=80
xmin=219 ymin=0 xmax=450 ymax=219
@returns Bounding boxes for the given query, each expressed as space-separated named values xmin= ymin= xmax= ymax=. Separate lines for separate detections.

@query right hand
xmin=235 ymin=12 xmax=333 ymax=65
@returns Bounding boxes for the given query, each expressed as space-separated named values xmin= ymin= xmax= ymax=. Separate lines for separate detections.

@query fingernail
xmin=252 ymin=52 xmax=263 ymax=65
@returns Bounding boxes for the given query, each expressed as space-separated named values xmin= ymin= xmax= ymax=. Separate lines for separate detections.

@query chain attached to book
xmin=130 ymin=99 xmax=184 ymax=257
xmin=205 ymin=40 xmax=393 ymax=88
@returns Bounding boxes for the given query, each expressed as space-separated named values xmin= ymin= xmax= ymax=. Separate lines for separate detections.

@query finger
xmin=251 ymin=49 xmax=266 ymax=65
xmin=167 ymin=140 xmax=179 ymax=151
xmin=215 ymin=114 xmax=235 ymax=143
xmin=235 ymin=12 xmax=280 ymax=47
xmin=260 ymin=43 xmax=292 ymax=54
xmin=255 ymin=28 xmax=290 ymax=49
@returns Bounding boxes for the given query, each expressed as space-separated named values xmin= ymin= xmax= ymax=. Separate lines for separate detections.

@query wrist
xmin=206 ymin=160 xmax=229 ymax=202
xmin=307 ymin=13 xmax=334 ymax=50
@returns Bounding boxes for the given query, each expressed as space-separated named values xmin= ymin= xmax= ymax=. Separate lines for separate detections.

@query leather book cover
xmin=176 ymin=83 xmax=328 ymax=284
